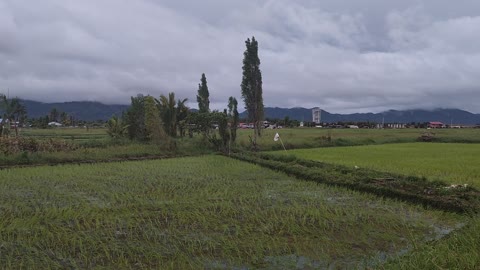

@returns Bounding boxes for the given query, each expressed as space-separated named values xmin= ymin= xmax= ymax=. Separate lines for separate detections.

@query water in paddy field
xmin=201 ymin=220 xmax=465 ymax=269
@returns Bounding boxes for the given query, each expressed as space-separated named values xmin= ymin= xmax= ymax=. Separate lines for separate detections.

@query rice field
xmin=243 ymin=128 xmax=480 ymax=150
xmin=281 ymin=143 xmax=480 ymax=188
xmin=270 ymin=142 xmax=480 ymax=269
xmin=17 ymin=126 xmax=480 ymax=151
xmin=0 ymin=156 xmax=463 ymax=269
xmin=20 ymin=127 xmax=108 ymax=144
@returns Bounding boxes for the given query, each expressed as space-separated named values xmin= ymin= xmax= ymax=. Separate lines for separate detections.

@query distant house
xmin=48 ymin=122 xmax=63 ymax=127
xmin=428 ymin=121 xmax=444 ymax=128
xmin=386 ymin=123 xmax=406 ymax=129
xmin=238 ymin=123 xmax=253 ymax=129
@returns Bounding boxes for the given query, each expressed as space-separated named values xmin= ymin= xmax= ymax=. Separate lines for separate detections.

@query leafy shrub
xmin=417 ymin=132 xmax=436 ymax=142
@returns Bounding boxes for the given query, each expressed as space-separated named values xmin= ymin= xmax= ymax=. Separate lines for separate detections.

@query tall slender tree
xmin=241 ymin=36 xmax=264 ymax=149
xmin=197 ymin=73 xmax=210 ymax=113
xmin=227 ymin=97 xmax=239 ymax=143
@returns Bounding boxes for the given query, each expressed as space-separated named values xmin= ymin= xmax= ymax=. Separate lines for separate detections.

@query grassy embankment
xmin=0 ymin=156 xmax=463 ymax=269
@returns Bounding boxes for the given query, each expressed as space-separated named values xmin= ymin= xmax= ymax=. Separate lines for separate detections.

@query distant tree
xmin=0 ymin=93 xmax=27 ymax=137
xmin=284 ymin=116 xmax=290 ymax=127
xmin=241 ymin=36 xmax=264 ymax=150
xmin=69 ymin=115 xmax=76 ymax=127
xmin=42 ymin=115 xmax=49 ymax=128
xmin=157 ymin=92 xmax=177 ymax=137
xmin=188 ymin=110 xmax=228 ymax=151
xmin=197 ymin=73 xmax=210 ymax=113
xmin=290 ymin=119 xmax=300 ymax=127
xmin=60 ymin=112 xmax=70 ymax=126
xmin=106 ymin=115 xmax=129 ymax=140
xmin=144 ymin=96 xmax=167 ymax=143
xmin=227 ymin=97 xmax=239 ymax=143
xmin=186 ymin=111 xmax=211 ymax=139
xmin=218 ymin=109 xmax=230 ymax=150
xmin=124 ymin=94 xmax=147 ymax=141
xmin=49 ymin=108 xmax=59 ymax=122
xmin=30 ymin=116 xmax=49 ymax=129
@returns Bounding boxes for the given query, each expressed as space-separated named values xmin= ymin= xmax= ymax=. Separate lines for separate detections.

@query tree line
xmin=108 ymin=36 xmax=264 ymax=152
xmin=1 ymin=36 xmax=265 ymax=152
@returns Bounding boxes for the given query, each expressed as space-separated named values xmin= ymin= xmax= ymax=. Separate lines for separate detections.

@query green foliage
xmin=196 ymin=73 xmax=210 ymax=113
xmin=186 ymin=105 xmax=237 ymax=153
xmin=228 ymin=96 xmax=239 ymax=143
xmin=144 ymin=96 xmax=167 ymax=144
xmin=186 ymin=112 xmax=211 ymax=138
xmin=241 ymin=37 xmax=264 ymax=148
xmin=157 ymin=92 xmax=178 ymax=137
xmin=49 ymin=108 xmax=59 ymax=122
xmin=123 ymin=93 xmax=188 ymax=141
xmin=106 ymin=115 xmax=128 ymax=140
xmin=124 ymin=94 xmax=146 ymax=141
xmin=216 ymin=110 xmax=230 ymax=151
xmin=60 ymin=111 xmax=70 ymax=126
xmin=176 ymin=98 xmax=189 ymax=137
xmin=0 ymin=93 xmax=27 ymax=137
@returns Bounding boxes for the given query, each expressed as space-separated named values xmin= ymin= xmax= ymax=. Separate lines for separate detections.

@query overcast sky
xmin=1 ymin=0 xmax=480 ymax=113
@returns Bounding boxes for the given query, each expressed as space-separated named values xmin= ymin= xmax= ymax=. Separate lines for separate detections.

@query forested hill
xmin=21 ymin=100 xmax=128 ymax=121
xmin=20 ymin=100 xmax=480 ymax=124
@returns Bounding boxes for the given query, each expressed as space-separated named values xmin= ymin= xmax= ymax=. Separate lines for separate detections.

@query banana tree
xmin=0 ymin=93 xmax=27 ymax=137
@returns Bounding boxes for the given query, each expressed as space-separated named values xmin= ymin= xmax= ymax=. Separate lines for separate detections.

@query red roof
xmin=429 ymin=122 xmax=444 ymax=125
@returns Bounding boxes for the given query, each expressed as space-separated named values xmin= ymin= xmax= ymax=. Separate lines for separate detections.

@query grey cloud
xmin=1 ymin=0 xmax=480 ymax=113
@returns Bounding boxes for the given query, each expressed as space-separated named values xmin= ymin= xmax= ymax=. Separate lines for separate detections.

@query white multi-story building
xmin=312 ymin=107 xmax=321 ymax=124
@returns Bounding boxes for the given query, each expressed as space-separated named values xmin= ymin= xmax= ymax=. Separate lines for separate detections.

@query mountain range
xmin=18 ymin=100 xmax=480 ymax=125
xmin=250 ymin=107 xmax=480 ymax=125
xmin=20 ymin=100 xmax=129 ymax=122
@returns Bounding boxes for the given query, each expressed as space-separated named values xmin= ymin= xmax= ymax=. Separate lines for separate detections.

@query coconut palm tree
xmin=176 ymin=98 xmax=189 ymax=137
xmin=156 ymin=92 xmax=177 ymax=137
